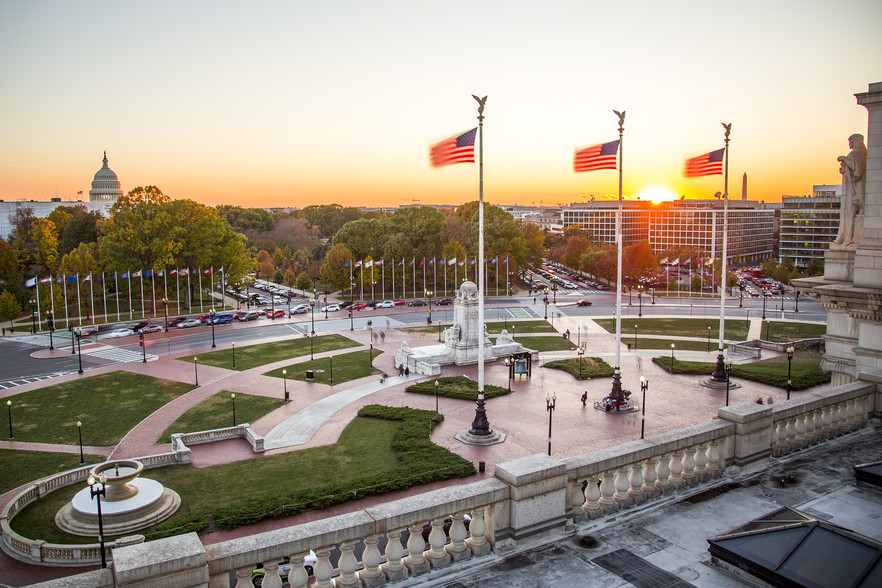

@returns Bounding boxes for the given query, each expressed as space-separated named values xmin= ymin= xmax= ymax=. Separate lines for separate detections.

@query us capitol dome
xmin=88 ymin=151 xmax=123 ymax=203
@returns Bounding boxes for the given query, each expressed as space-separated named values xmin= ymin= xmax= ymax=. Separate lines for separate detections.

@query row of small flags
xmin=431 ymin=129 xmax=723 ymax=177
xmin=25 ymin=268 xmax=222 ymax=288
xmin=344 ymin=256 xmax=507 ymax=269
xmin=658 ymin=257 xmax=715 ymax=267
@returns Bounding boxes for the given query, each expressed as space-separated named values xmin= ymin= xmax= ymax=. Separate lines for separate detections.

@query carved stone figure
xmin=833 ymin=133 xmax=868 ymax=249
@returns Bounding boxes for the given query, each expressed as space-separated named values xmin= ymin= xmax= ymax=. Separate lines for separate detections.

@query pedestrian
xmin=399 ymin=364 xmax=404 ymax=376
xmin=380 ymin=331 xmax=385 ymax=343
xmin=1 ymin=327 xmax=4 ymax=337
xmin=581 ymin=391 xmax=587 ymax=407
xmin=533 ymin=297 xmax=536 ymax=304
xmin=405 ymin=366 xmax=410 ymax=377
xmin=565 ymin=329 xmax=570 ymax=339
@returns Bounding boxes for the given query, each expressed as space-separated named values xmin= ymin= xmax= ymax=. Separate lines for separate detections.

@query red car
xmin=393 ymin=299 xmax=406 ymax=306
xmin=576 ymin=300 xmax=593 ymax=307
xmin=350 ymin=303 xmax=367 ymax=311
xmin=268 ymin=309 xmax=285 ymax=319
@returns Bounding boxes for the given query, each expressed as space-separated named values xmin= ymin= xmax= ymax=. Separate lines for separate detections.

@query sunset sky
xmin=1 ymin=1 xmax=880 ymax=209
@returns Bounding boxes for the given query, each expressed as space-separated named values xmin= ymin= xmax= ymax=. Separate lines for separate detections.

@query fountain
xmin=56 ymin=459 xmax=181 ymax=537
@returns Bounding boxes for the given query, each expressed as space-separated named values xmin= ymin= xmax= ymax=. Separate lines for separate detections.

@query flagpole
xmin=610 ymin=110 xmax=626 ymax=404
xmin=469 ymin=94 xmax=493 ymax=438
xmin=710 ymin=123 xmax=733 ymax=383
xmin=128 ymin=272 xmax=133 ymax=320
xmin=63 ymin=276 xmax=69 ymax=329
xmin=115 ymin=272 xmax=120 ymax=321
xmin=391 ymin=258 xmax=395 ymax=299
xmin=198 ymin=270 xmax=203 ymax=313
xmin=175 ymin=271 xmax=180 ymax=315
xmin=49 ymin=277 xmax=55 ymax=323
xmin=76 ymin=274 xmax=82 ymax=326
xmin=382 ymin=260 xmax=385 ymax=300
xmin=186 ymin=270 xmax=191 ymax=312
xmin=102 ymin=273 xmax=107 ymax=324
xmin=35 ymin=279 xmax=41 ymax=332
xmin=89 ymin=275 xmax=95 ymax=323
xmin=140 ymin=273 xmax=145 ymax=318
xmin=433 ymin=258 xmax=437 ymax=297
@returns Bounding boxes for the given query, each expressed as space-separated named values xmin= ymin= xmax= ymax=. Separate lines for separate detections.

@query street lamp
xmin=283 ymin=369 xmax=289 ymax=402
xmin=543 ymin=293 xmax=548 ymax=320
xmin=231 ymin=393 xmax=236 ymax=426
xmin=324 ymin=293 xmax=329 ymax=319
xmin=29 ymin=298 xmax=36 ymax=333
xmin=47 ymin=313 xmax=54 ymax=350
xmin=794 ymin=291 xmax=800 ymax=313
xmin=707 ymin=326 xmax=711 ymax=352
xmin=231 ymin=342 xmax=236 ymax=369
xmin=725 ymin=359 xmax=733 ymax=406
xmin=193 ymin=357 xmax=198 ymax=386
xmin=577 ymin=347 xmax=584 ymax=379
xmin=87 ymin=474 xmax=108 ymax=568
xmin=75 ymin=328 xmax=84 ymax=374
xmin=786 ymin=345 xmax=795 ymax=400
xmin=670 ymin=343 xmax=675 ymax=371
xmin=504 ymin=357 xmax=512 ymax=392
xmin=369 ymin=342 xmax=373 ymax=366
xmin=638 ymin=285 xmax=643 ymax=317
xmin=6 ymin=400 xmax=12 ymax=439
xmin=761 ymin=292 xmax=767 ymax=320
xmin=77 ymin=420 xmax=84 ymax=464
xmin=209 ymin=309 xmax=216 ymax=348
xmin=309 ymin=332 xmax=316 ymax=361
xmin=349 ymin=281 xmax=355 ymax=331
xmin=329 ymin=354 xmax=334 ymax=385
xmin=162 ymin=297 xmax=169 ymax=332
xmin=70 ymin=324 xmax=75 ymax=354
xmin=640 ymin=376 xmax=648 ymax=439
xmin=546 ymin=393 xmax=557 ymax=456
xmin=311 ymin=289 xmax=316 ymax=335
xmin=426 ymin=289 xmax=433 ymax=324
xmin=140 ymin=331 xmax=146 ymax=363
xmin=434 ymin=379 xmax=439 ymax=414
xmin=634 ymin=324 xmax=638 ymax=350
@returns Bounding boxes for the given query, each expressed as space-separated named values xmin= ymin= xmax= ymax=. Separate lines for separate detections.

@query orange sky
xmin=1 ymin=1 xmax=879 ymax=209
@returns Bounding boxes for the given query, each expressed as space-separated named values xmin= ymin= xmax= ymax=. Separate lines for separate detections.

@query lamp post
xmin=637 ymin=285 xmax=643 ymax=317
xmin=70 ymin=324 xmax=75 ymax=354
xmin=552 ymin=284 xmax=557 ymax=304
xmin=77 ymin=420 xmax=84 ymax=464
xmin=504 ymin=357 xmax=511 ymax=392
xmin=761 ymin=292 xmax=767 ymax=320
xmin=543 ymin=293 xmax=548 ymax=320
xmin=434 ymin=379 xmax=439 ymax=414
xmin=231 ymin=393 xmax=236 ymax=426
xmin=29 ymin=298 xmax=36 ymax=333
xmin=283 ymin=369 xmax=288 ymax=402
xmin=426 ymin=289 xmax=433 ymax=324
xmin=232 ymin=342 xmax=236 ymax=369
xmin=634 ymin=324 xmax=638 ymax=350
xmin=794 ymin=291 xmax=799 ymax=313
xmin=311 ymin=289 xmax=316 ymax=335
xmin=670 ymin=343 xmax=675 ymax=371
xmin=707 ymin=326 xmax=711 ymax=352
xmin=310 ymin=332 xmax=315 ymax=361
xmin=577 ymin=347 xmax=584 ymax=379
xmin=193 ymin=357 xmax=198 ymax=386
xmin=640 ymin=376 xmax=648 ymax=439
xmin=545 ymin=393 xmax=557 ymax=456
xmin=786 ymin=345 xmax=794 ymax=400
xmin=75 ymin=328 xmax=84 ymax=374
xmin=87 ymin=474 xmax=108 ymax=568
xmin=140 ymin=331 xmax=146 ymax=363
xmin=349 ymin=281 xmax=355 ymax=330
xmin=725 ymin=359 xmax=733 ymax=406
xmin=739 ymin=286 xmax=743 ymax=308
xmin=329 ymin=354 xmax=334 ymax=385
xmin=6 ymin=400 xmax=12 ymax=439
xmin=47 ymin=313 xmax=54 ymax=350
xmin=369 ymin=342 xmax=373 ymax=367
xmin=324 ymin=293 xmax=329 ymax=319
xmin=209 ymin=309 xmax=216 ymax=347
xmin=162 ymin=297 xmax=169 ymax=332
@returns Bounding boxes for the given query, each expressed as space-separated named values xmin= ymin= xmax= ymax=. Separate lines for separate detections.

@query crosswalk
xmin=0 ymin=372 xmax=75 ymax=390
xmin=85 ymin=345 xmax=158 ymax=363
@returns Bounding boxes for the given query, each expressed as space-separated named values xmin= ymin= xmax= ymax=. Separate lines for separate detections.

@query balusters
xmin=312 ymin=547 xmax=335 ymax=588
xmin=655 ymin=453 xmax=672 ymax=491
xmin=694 ymin=443 xmax=708 ymax=480
xmin=383 ymin=529 xmax=408 ymax=581
xmin=404 ymin=522 xmax=430 ymax=575
xmin=706 ymin=440 xmax=721 ymax=476
xmin=613 ymin=467 xmax=631 ymax=507
xmin=286 ymin=552 xmax=310 ymax=588
xmin=784 ymin=417 xmax=797 ymax=454
xmin=794 ymin=413 xmax=807 ymax=449
xmin=446 ymin=513 xmax=470 ymax=561
xmin=360 ymin=534 xmax=385 ymax=587
xmin=599 ymin=470 xmax=617 ymax=512
xmin=466 ymin=506 xmax=490 ymax=555
xmin=336 ymin=540 xmax=359 ymax=587
xmin=425 ymin=517 xmax=451 ymax=568
xmin=642 ymin=458 xmax=658 ymax=498
xmin=805 ymin=409 xmax=817 ymax=444
xmin=669 ymin=450 xmax=684 ymax=487
xmin=581 ymin=478 xmax=602 ymax=517
xmin=233 ymin=568 xmax=252 ymax=588
xmin=681 ymin=447 xmax=697 ymax=484
xmin=261 ymin=561 xmax=283 ymax=588
xmin=627 ymin=463 xmax=645 ymax=503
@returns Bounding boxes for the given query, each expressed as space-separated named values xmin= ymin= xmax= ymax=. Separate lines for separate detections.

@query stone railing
xmin=0 ymin=450 xmax=188 ymax=567
xmin=171 ymin=423 xmax=265 ymax=454
xmin=10 ymin=379 xmax=879 ymax=585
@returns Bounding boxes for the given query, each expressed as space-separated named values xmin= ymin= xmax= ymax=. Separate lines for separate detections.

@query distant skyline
xmin=1 ymin=1 xmax=880 ymax=208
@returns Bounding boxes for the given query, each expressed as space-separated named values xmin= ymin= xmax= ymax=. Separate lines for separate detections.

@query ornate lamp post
xmin=725 ymin=359 xmax=733 ymax=406
xmin=77 ymin=420 xmax=84 ymax=464
xmin=543 ymin=293 xmax=548 ymax=320
xmin=324 ymin=292 xmax=329 ymax=319
xmin=670 ymin=343 xmax=675 ymax=371
xmin=47 ymin=313 xmax=54 ymax=350
xmin=162 ymin=297 xmax=169 ymax=332
xmin=545 ymin=393 xmax=557 ymax=456
xmin=707 ymin=326 xmax=712 ymax=352
xmin=209 ymin=309 xmax=216 ymax=348
xmin=329 ymin=354 xmax=334 ymax=385
xmin=140 ymin=331 xmax=147 ymax=363
xmin=231 ymin=342 xmax=236 ymax=369
xmin=87 ymin=474 xmax=108 ymax=568
xmin=577 ymin=347 xmax=584 ymax=379
xmin=70 ymin=324 xmax=75 ymax=354
xmin=434 ymin=379 xmax=439 ymax=414
xmin=794 ymin=291 xmax=800 ymax=313
xmin=638 ymin=285 xmax=643 ymax=317
xmin=640 ymin=376 xmax=648 ymax=439
xmin=786 ymin=345 xmax=795 ymax=400
xmin=761 ymin=291 xmax=767 ymax=320
xmin=193 ymin=357 xmax=198 ymax=386
xmin=309 ymin=332 xmax=315 ymax=361
xmin=231 ymin=393 xmax=237 ymax=426
xmin=426 ymin=289 xmax=433 ymax=324
xmin=634 ymin=324 xmax=638 ymax=350
xmin=6 ymin=400 xmax=12 ymax=439
xmin=504 ymin=357 xmax=511 ymax=392
xmin=311 ymin=289 xmax=316 ymax=335
xmin=369 ymin=342 xmax=373 ymax=366
xmin=75 ymin=327 xmax=84 ymax=373
xmin=283 ymin=369 xmax=288 ymax=402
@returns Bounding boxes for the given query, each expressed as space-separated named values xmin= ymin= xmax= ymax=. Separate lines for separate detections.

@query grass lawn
xmin=5 ymin=372 xmax=194 ymax=446
xmin=159 ymin=392 xmax=283 ymax=443
xmin=177 ymin=334 xmax=359 ymax=371
xmin=263 ymin=350 xmax=383 ymax=384
xmin=406 ymin=375 xmax=510 ymax=400
xmin=543 ymin=357 xmax=615 ymax=380
xmin=651 ymin=350 xmax=831 ymax=391
xmin=11 ymin=405 xmax=475 ymax=544
xmin=514 ymin=336 xmax=577 ymax=352
xmin=0 ymin=450 xmax=106 ymax=495
xmin=632 ymin=338 xmax=720 ymax=352
xmin=760 ymin=321 xmax=827 ymax=342
xmin=594 ymin=318 xmax=749 ymax=341
xmin=400 ymin=319 xmax=554 ymax=337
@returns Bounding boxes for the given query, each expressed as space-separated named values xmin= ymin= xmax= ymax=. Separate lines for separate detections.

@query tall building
xmin=88 ymin=151 xmax=123 ymax=203
xmin=778 ymin=185 xmax=841 ymax=268
xmin=561 ymin=199 xmax=775 ymax=264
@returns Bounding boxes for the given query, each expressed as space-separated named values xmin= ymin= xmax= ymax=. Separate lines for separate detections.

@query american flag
xmin=684 ymin=148 xmax=724 ymax=177
xmin=574 ymin=140 xmax=619 ymax=172
xmin=430 ymin=128 xmax=477 ymax=167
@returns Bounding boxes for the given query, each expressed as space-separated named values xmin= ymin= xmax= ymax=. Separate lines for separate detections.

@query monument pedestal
xmin=825 ymin=249 xmax=855 ymax=282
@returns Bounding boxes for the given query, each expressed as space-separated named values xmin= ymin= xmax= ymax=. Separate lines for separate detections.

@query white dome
xmin=88 ymin=151 xmax=123 ymax=203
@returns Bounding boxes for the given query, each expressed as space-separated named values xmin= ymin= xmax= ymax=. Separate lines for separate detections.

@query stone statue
xmin=497 ymin=329 xmax=514 ymax=344
xmin=833 ymin=133 xmax=868 ymax=249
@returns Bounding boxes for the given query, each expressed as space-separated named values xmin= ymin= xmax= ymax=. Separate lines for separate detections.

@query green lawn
xmin=543 ymin=357 xmax=615 ymax=380
xmin=651 ymin=350 xmax=831 ymax=391
xmin=263 ymin=350 xmax=383 ymax=384
xmin=513 ymin=336 xmax=577 ymax=352
xmin=159 ymin=392 xmax=283 ymax=443
xmin=177 ymin=334 xmax=359 ymax=371
xmin=594 ymin=318 xmax=749 ymax=340
xmin=760 ymin=321 xmax=827 ymax=342
xmin=0 ymin=450 xmax=106 ymax=495
xmin=5 ymin=372 xmax=194 ymax=445
xmin=406 ymin=375 xmax=510 ymax=400
xmin=11 ymin=406 xmax=475 ymax=544
xmin=632 ymin=338 xmax=720 ymax=352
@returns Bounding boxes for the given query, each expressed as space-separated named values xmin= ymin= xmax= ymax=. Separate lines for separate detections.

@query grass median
xmin=400 ymin=319 xmax=555 ymax=337
xmin=543 ymin=357 xmax=614 ymax=380
xmin=594 ymin=318 xmax=750 ymax=340
xmin=263 ymin=350 xmax=383 ymax=384
xmin=177 ymin=334 xmax=359 ymax=371
xmin=0 ymin=450 xmax=107 ymax=495
xmin=405 ymin=375 xmax=510 ymax=400
xmin=160 ymin=391 xmax=283 ymax=443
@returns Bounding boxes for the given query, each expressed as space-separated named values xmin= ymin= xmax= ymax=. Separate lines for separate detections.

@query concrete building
xmin=779 ymin=185 xmax=842 ymax=268
xmin=562 ymin=199 xmax=775 ymax=264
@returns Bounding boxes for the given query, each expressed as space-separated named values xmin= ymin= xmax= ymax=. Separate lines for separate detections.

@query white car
xmin=322 ymin=303 xmax=342 ymax=312
xmin=104 ymin=329 xmax=135 ymax=339
xmin=177 ymin=319 xmax=203 ymax=328
xmin=376 ymin=300 xmax=395 ymax=308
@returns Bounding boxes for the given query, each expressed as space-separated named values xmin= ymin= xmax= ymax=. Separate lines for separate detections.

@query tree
xmin=58 ymin=207 xmax=101 ymax=255
xmin=283 ymin=269 xmax=297 ymax=287
xmin=0 ymin=238 xmax=25 ymax=304
xmin=58 ymin=243 xmax=100 ymax=278
xmin=623 ymin=240 xmax=655 ymax=284
xmin=295 ymin=272 xmax=312 ymax=291
xmin=273 ymin=268 xmax=284 ymax=284
xmin=333 ymin=218 xmax=386 ymax=260
xmin=98 ymin=186 xmax=179 ymax=272
xmin=30 ymin=218 xmax=59 ymax=273
xmin=0 ymin=290 xmax=22 ymax=328
xmin=388 ymin=206 xmax=445 ymax=258
xmin=318 ymin=243 xmax=353 ymax=289
xmin=563 ymin=235 xmax=590 ymax=269
xmin=517 ymin=220 xmax=547 ymax=267
xmin=7 ymin=207 xmax=37 ymax=270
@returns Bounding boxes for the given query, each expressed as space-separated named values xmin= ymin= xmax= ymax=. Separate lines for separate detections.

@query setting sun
xmin=637 ymin=187 xmax=678 ymax=203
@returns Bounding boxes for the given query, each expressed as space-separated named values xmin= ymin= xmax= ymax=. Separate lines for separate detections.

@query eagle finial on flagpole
xmin=614 ymin=110 xmax=626 ymax=132
xmin=722 ymin=122 xmax=732 ymax=141
xmin=473 ymin=95 xmax=487 ymax=116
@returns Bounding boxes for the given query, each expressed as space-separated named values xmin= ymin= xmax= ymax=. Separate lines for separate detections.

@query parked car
xmin=323 ymin=303 xmax=342 ymax=312
xmin=576 ymin=300 xmax=593 ymax=307
xmin=408 ymin=299 xmax=427 ymax=306
xmin=393 ymin=299 xmax=406 ymax=306
xmin=138 ymin=324 xmax=163 ymax=334
xmin=105 ymin=329 xmax=135 ymax=338
xmin=376 ymin=300 xmax=395 ymax=308
xmin=350 ymin=303 xmax=367 ymax=311
xmin=436 ymin=298 xmax=453 ymax=306
xmin=177 ymin=318 xmax=203 ymax=328
xmin=238 ymin=311 xmax=260 ymax=322
xmin=268 ymin=309 xmax=285 ymax=319
xmin=289 ymin=304 xmax=310 ymax=315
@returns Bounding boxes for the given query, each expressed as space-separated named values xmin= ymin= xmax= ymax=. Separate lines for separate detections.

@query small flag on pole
xmin=684 ymin=148 xmax=724 ymax=177
xmin=448 ymin=257 xmax=456 ymax=266
xmin=25 ymin=277 xmax=36 ymax=287
xmin=430 ymin=128 xmax=477 ymax=167
xmin=574 ymin=140 xmax=619 ymax=172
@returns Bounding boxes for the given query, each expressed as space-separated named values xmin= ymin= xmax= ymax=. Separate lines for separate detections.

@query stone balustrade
xmin=172 ymin=423 xmax=265 ymax=455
